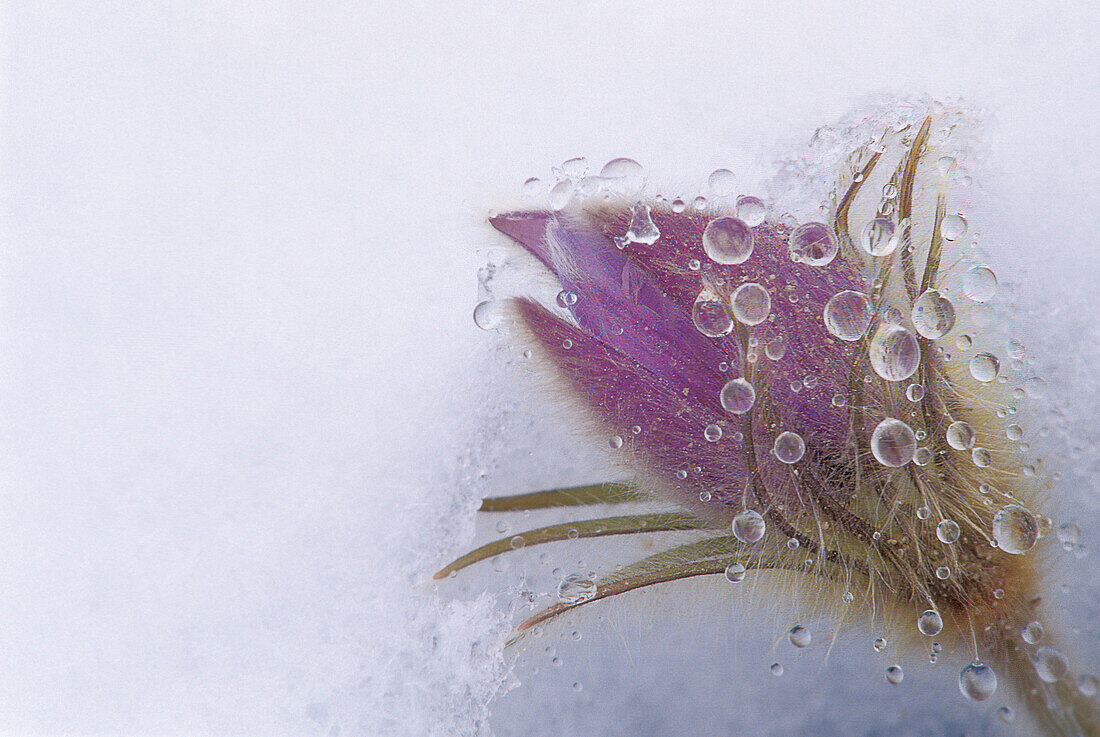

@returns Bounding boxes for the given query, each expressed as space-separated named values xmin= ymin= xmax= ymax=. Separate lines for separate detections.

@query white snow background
xmin=2 ymin=1 xmax=1098 ymax=736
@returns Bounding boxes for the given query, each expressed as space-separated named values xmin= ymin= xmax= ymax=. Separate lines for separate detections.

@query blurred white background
xmin=2 ymin=1 xmax=1098 ymax=735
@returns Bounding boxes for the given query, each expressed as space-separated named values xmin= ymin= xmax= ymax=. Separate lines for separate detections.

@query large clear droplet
xmin=473 ymin=300 xmax=504 ymax=330
xmin=692 ymin=291 xmax=734 ymax=337
xmin=707 ymin=168 xmax=737 ymax=196
xmin=626 ymin=202 xmax=660 ymax=244
xmin=859 ymin=218 xmax=900 ymax=256
xmin=703 ymin=216 xmax=754 ymax=264
xmin=906 ymin=383 xmax=925 ymax=402
xmin=917 ymin=609 xmax=943 ymax=636
xmin=788 ymin=626 xmax=811 ymax=648
xmin=548 ymin=179 xmax=575 ymax=210
xmin=992 ymin=504 xmax=1039 ymax=554
xmin=773 ymin=432 xmax=805 ymax=464
xmin=730 ymin=283 xmax=771 ymax=325
xmin=724 ymin=561 xmax=747 ymax=582
xmin=732 ymin=509 xmax=766 ymax=543
xmin=941 ymin=214 xmax=968 ymax=241
xmin=936 ymin=519 xmax=961 ymax=544
xmin=1033 ymin=645 xmax=1069 ymax=683
xmin=1022 ymin=620 xmax=1044 ymax=644
xmin=703 ymin=424 xmax=723 ymax=442
xmin=788 ymin=222 xmax=838 ymax=266
xmin=870 ymin=418 xmax=916 ymax=467
xmin=963 ymin=265 xmax=998 ymax=302
xmin=969 ymin=352 xmax=1000 ymax=382
xmin=869 ymin=324 xmax=921 ymax=381
xmin=824 ymin=290 xmax=872 ymax=341
xmin=958 ymin=662 xmax=997 ymax=701
xmin=735 ymin=195 xmax=766 ymax=226
xmin=557 ymin=573 xmax=597 ymax=604
xmin=885 ymin=665 xmax=904 ymax=685
xmin=598 ymin=158 xmax=646 ymax=194
xmin=946 ymin=421 xmax=976 ymax=450
xmin=720 ymin=378 xmax=756 ymax=414
xmin=911 ymin=289 xmax=956 ymax=339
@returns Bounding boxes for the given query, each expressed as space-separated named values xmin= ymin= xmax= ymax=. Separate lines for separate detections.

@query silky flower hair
xmin=441 ymin=109 xmax=1098 ymax=736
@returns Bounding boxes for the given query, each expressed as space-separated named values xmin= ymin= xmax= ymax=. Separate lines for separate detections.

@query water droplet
xmin=870 ymin=418 xmax=917 ymax=467
xmin=913 ymin=447 xmax=932 ymax=466
xmin=1033 ymin=645 xmax=1069 ymax=683
xmin=735 ymin=195 xmax=766 ymax=226
xmin=770 ymin=662 xmax=784 ymax=677
xmin=971 ymin=447 xmax=991 ymax=467
xmin=730 ymin=283 xmax=771 ymax=325
xmin=692 ymin=291 xmax=734 ymax=337
xmin=936 ymin=565 xmax=951 ymax=580
xmin=946 ymin=421 xmax=976 ymax=450
xmin=918 ymin=609 xmax=944 ymax=636
xmin=688 ymin=258 xmax=700 ymax=270
xmin=911 ymin=289 xmax=956 ymax=339
xmin=707 ymin=168 xmax=737 ymax=197
xmin=599 ymin=157 xmax=646 ymax=194
xmin=823 ymin=290 xmax=872 ymax=341
xmin=936 ymin=519 xmax=961 ymax=544
xmin=1077 ymin=674 xmax=1099 ymax=696
xmin=963 ymin=265 xmax=998 ymax=302
xmin=873 ymin=637 xmax=887 ymax=652
xmin=522 ymin=177 xmax=544 ymax=199
xmin=693 ymin=196 xmax=707 ymax=211
xmin=842 ymin=591 xmax=854 ymax=604
xmin=765 ymin=336 xmax=787 ymax=360
xmin=1006 ymin=424 xmax=1024 ymax=441
xmin=786 ymin=538 xmax=800 ymax=550
xmin=773 ymin=432 xmax=805 ymax=464
xmin=724 ymin=562 xmax=747 ymax=583
xmin=997 ymin=706 xmax=1015 ymax=724
xmin=626 ymin=202 xmax=660 ymax=244
xmin=969 ymin=352 xmax=1000 ymax=382
xmin=1057 ymin=522 xmax=1081 ymax=547
xmin=916 ymin=506 xmax=931 ymax=520
xmin=937 ymin=156 xmax=957 ymax=178
xmin=704 ymin=424 xmax=723 ymax=442
xmin=906 ymin=383 xmax=925 ymax=402
xmin=869 ymin=324 xmax=921 ymax=381
xmin=701 ymin=216 xmax=754 ymax=264
xmin=732 ymin=509 xmax=766 ymax=543
xmin=959 ymin=662 xmax=997 ymax=701
xmin=510 ymin=535 xmax=526 ymax=550
xmin=474 ymin=300 xmax=505 ymax=330
xmin=556 ymin=290 xmax=578 ymax=308
xmin=941 ymin=214 xmax=968 ymax=241
xmin=549 ymin=179 xmax=575 ymax=210
xmin=883 ymin=182 xmax=898 ymax=199
xmin=608 ymin=435 xmax=623 ymax=449
xmin=562 ymin=338 xmax=573 ymax=350
xmin=557 ymin=573 xmax=596 ymax=604
xmin=859 ymin=218 xmax=900 ymax=256
xmin=885 ymin=665 xmax=904 ymax=684
xmin=720 ymin=378 xmax=756 ymax=414
xmin=789 ymin=625 xmax=811 ymax=648
xmin=992 ymin=504 xmax=1039 ymax=554
xmin=788 ymin=222 xmax=838 ymax=266
xmin=1022 ymin=620 xmax=1044 ymax=644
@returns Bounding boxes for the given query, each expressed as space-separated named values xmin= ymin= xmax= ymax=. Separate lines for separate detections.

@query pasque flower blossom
xmin=441 ymin=109 xmax=1098 ymax=736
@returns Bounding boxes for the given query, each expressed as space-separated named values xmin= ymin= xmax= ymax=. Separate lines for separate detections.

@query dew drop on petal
xmin=608 ymin=435 xmax=623 ymax=449
xmin=707 ymin=168 xmax=737 ymax=197
xmin=859 ymin=218 xmax=900 ymax=256
xmin=941 ymin=214 xmax=968 ymax=241
xmin=773 ymin=432 xmax=805 ymax=464
xmin=765 ymin=336 xmax=787 ymax=360
xmin=598 ymin=157 xmax=646 ymax=194
xmin=473 ymin=300 xmax=504 ymax=330
xmin=911 ymin=289 xmax=956 ymax=339
xmin=692 ymin=292 xmax=734 ymax=337
xmin=720 ymin=378 xmax=756 ymax=414
xmin=522 ymin=176 xmax=544 ymax=199
xmin=548 ymin=179 xmax=575 ymax=210
xmin=1022 ymin=620 xmax=1044 ymax=644
xmin=946 ymin=421 xmax=976 ymax=450
xmin=732 ymin=509 xmax=766 ymax=544
xmin=969 ymin=352 xmax=1000 ymax=382
xmin=869 ymin=324 xmax=921 ymax=381
xmin=936 ymin=565 xmax=951 ymax=580
xmin=906 ymin=383 xmax=925 ymax=402
xmin=626 ymin=202 xmax=660 ymax=244
xmin=702 ymin=216 xmax=754 ymax=264
xmin=916 ymin=506 xmax=931 ymax=520
xmin=770 ymin=662 xmax=784 ymax=677
xmin=992 ymin=504 xmax=1039 ymax=554
xmin=788 ymin=222 xmax=838 ymax=266
xmin=917 ymin=609 xmax=943 ymax=636
xmin=959 ymin=662 xmax=997 ymax=701
xmin=885 ymin=665 xmax=904 ymax=684
xmin=704 ymin=424 xmax=723 ymax=442
xmin=788 ymin=626 xmax=811 ymax=648
xmin=1033 ymin=645 xmax=1070 ymax=683
xmin=1077 ymin=674 xmax=1099 ymax=696
xmin=1057 ymin=523 xmax=1081 ymax=546
xmin=963 ymin=265 xmax=998 ymax=302
xmin=824 ymin=290 xmax=872 ymax=341
xmin=724 ymin=562 xmax=747 ymax=583
xmin=971 ymin=447 xmax=992 ymax=467
xmin=871 ymin=418 xmax=917 ymax=467
xmin=557 ymin=573 xmax=597 ymax=604
xmin=735 ymin=195 xmax=766 ymax=226
xmin=936 ymin=519 xmax=961 ymax=544
xmin=873 ymin=637 xmax=887 ymax=653
xmin=731 ymin=283 xmax=771 ymax=325
xmin=556 ymin=290 xmax=578 ymax=308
